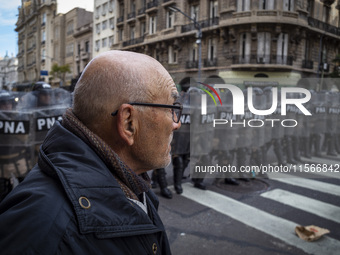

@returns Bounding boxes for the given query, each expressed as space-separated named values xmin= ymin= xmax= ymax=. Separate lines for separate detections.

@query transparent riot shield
xmin=312 ymin=91 xmax=327 ymax=136
xmin=235 ymin=90 xmax=253 ymax=150
xmin=53 ymin=88 xmax=72 ymax=106
xmin=214 ymin=90 xmax=238 ymax=153
xmin=190 ymin=88 xmax=215 ymax=178
xmin=249 ymin=87 xmax=266 ymax=149
xmin=0 ymin=110 xmax=34 ymax=178
xmin=32 ymin=106 xmax=68 ymax=145
xmin=171 ymin=91 xmax=190 ymax=156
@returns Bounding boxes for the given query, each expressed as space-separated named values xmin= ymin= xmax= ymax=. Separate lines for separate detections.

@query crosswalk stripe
xmin=261 ymin=189 xmax=340 ymax=224
xmin=267 ymin=173 xmax=340 ymax=196
xmin=181 ymin=183 xmax=340 ymax=255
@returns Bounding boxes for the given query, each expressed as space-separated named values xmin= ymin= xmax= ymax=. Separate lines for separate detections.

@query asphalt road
xmin=154 ymin=152 xmax=340 ymax=255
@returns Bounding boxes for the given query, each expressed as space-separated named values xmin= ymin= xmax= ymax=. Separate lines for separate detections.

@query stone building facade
xmin=15 ymin=1 xmax=92 ymax=88
xmin=110 ymin=0 xmax=340 ymax=90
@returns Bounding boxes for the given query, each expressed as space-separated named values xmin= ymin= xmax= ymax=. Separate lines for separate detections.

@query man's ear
xmin=116 ymin=104 xmax=136 ymax=146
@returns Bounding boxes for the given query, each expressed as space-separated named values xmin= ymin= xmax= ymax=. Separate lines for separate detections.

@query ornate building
xmin=15 ymin=1 xmax=92 ymax=88
xmin=15 ymin=0 xmax=57 ymax=87
xmin=110 ymin=0 xmax=340 ymax=90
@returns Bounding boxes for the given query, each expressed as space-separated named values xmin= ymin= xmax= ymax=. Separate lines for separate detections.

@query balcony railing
xmin=204 ymin=58 xmax=218 ymax=67
xmin=127 ymin=12 xmax=136 ymax=20
xmin=181 ymin=17 xmax=219 ymax=33
xmin=186 ymin=60 xmax=198 ymax=69
xmin=123 ymin=36 xmax=145 ymax=47
xmin=147 ymin=0 xmax=158 ymax=9
xmin=308 ymin=17 xmax=340 ymax=36
xmin=81 ymin=52 xmax=90 ymax=60
xmin=138 ymin=7 xmax=146 ymax=15
xmin=302 ymin=60 xmax=314 ymax=69
xmin=232 ymin=55 xmax=293 ymax=65
xmin=117 ymin=16 xmax=124 ymax=23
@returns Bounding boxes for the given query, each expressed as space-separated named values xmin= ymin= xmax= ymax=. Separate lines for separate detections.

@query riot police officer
xmin=0 ymin=90 xmax=16 ymax=110
xmin=151 ymin=168 xmax=172 ymax=199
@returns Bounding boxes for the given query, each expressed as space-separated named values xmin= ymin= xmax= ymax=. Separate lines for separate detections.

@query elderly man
xmin=0 ymin=51 xmax=181 ymax=254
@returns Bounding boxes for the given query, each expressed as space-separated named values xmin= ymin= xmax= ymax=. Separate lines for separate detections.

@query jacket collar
xmin=38 ymin=121 xmax=163 ymax=237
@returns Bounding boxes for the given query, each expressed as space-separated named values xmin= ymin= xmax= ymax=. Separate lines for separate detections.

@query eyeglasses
xmin=111 ymin=102 xmax=183 ymax=123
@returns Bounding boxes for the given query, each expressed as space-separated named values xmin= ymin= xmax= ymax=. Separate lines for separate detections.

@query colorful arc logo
xmin=198 ymin=82 xmax=222 ymax=106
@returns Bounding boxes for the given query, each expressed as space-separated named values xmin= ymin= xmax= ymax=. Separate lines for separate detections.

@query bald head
xmin=73 ymin=50 xmax=174 ymax=127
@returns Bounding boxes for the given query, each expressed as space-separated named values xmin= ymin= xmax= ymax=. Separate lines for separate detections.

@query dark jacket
xmin=0 ymin=121 xmax=171 ymax=255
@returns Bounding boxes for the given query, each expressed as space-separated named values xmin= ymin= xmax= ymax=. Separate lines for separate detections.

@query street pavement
xmin=154 ymin=153 xmax=340 ymax=255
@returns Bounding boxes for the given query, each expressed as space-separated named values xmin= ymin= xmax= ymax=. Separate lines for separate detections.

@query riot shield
xmin=53 ymin=88 xmax=72 ymax=106
xmin=171 ymin=91 xmax=190 ymax=155
xmin=249 ymin=87 xmax=266 ymax=149
xmin=214 ymin=89 xmax=238 ymax=153
xmin=312 ymin=91 xmax=327 ymax=135
xmin=235 ymin=90 xmax=253 ymax=150
xmin=190 ymin=87 xmax=215 ymax=178
xmin=32 ymin=106 xmax=68 ymax=145
xmin=0 ymin=110 xmax=34 ymax=178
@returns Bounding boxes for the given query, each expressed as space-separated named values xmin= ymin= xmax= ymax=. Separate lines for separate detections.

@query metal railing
xmin=302 ymin=60 xmax=314 ymax=69
xmin=186 ymin=61 xmax=198 ymax=69
xmin=181 ymin=17 xmax=219 ymax=33
xmin=204 ymin=58 xmax=218 ymax=67
xmin=307 ymin=17 xmax=340 ymax=37
xmin=147 ymin=0 xmax=158 ymax=9
xmin=127 ymin=12 xmax=136 ymax=19
xmin=232 ymin=54 xmax=293 ymax=65
xmin=123 ymin=36 xmax=145 ymax=47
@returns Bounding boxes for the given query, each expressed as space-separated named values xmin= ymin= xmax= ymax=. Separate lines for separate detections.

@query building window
xmin=131 ymin=0 xmax=136 ymax=12
xmin=130 ymin=26 xmax=135 ymax=39
xmin=277 ymin=33 xmax=288 ymax=64
xmin=237 ymin=0 xmax=251 ymax=12
xmin=283 ymin=0 xmax=294 ymax=11
xmin=95 ymin=40 xmax=100 ymax=51
xmin=149 ymin=16 xmax=157 ymax=35
xmin=307 ymin=0 xmax=314 ymax=17
xmin=102 ymin=38 xmax=108 ymax=48
xmin=119 ymin=2 xmax=125 ymax=17
xmin=67 ymin=21 xmax=74 ymax=35
xmin=41 ymin=49 xmax=46 ymax=61
xmin=96 ymin=23 xmax=101 ymax=34
xmin=140 ymin=21 xmax=146 ymax=36
xmin=166 ymin=10 xmax=174 ymax=29
xmin=323 ymin=5 xmax=330 ymax=23
xmin=209 ymin=0 xmax=218 ymax=18
xmin=102 ymin=3 xmax=108 ymax=16
xmin=85 ymin=41 xmax=90 ymax=52
xmin=41 ymin=12 xmax=46 ymax=25
xmin=102 ymin=20 xmax=108 ymax=30
xmin=239 ymin=33 xmax=251 ymax=63
xmin=208 ymin=38 xmax=216 ymax=61
xmin=109 ymin=36 xmax=114 ymax=47
xmin=190 ymin=44 xmax=198 ymax=62
xmin=41 ymin=30 xmax=46 ymax=43
xmin=190 ymin=5 xmax=199 ymax=21
xmin=109 ymin=0 xmax=114 ymax=12
xmin=118 ymin=28 xmax=124 ymax=41
xmin=257 ymin=32 xmax=271 ymax=63
xmin=259 ymin=0 xmax=275 ymax=10
xmin=168 ymin=45 xmax=178 ymax=64
xmin=95 ymin=6 xmax=100 ymax=19
xmin=109 ymin=18 xmax=115 ymax=29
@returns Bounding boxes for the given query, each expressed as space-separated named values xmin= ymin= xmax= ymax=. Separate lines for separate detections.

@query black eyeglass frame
xmin=111 ymin=102 xmax=183 ymax=123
